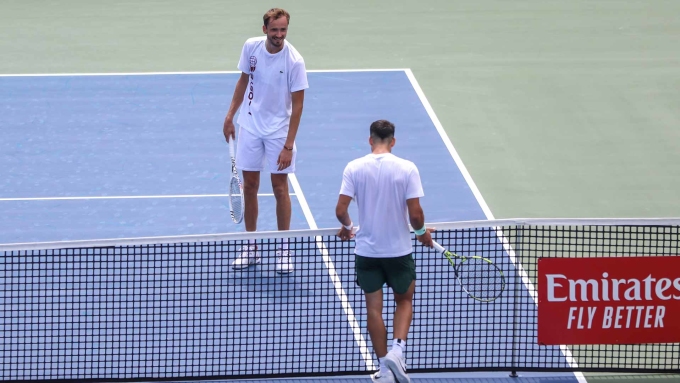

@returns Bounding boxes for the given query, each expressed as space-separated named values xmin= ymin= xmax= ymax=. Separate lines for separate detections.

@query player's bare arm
xmin=335 ymin=194 xmax=354 ymax=241
xmin=277 ymin=89 xmax=304 ymax=170
xmin=407 ymin=197 xmax=434 ymax=247
xmin=223 ymin=72 xmax=250 ymax=142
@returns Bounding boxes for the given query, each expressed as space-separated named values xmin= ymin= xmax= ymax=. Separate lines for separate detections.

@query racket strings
xmin=456 ymin=257 xmax=505 ymax=301
xmin=229 ymin=177 xmax=244 ymax=222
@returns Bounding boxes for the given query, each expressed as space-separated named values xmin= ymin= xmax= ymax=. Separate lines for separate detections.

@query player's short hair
xmin=263 ymin=8 xmax=290 ymax=27
xmin=370 ymin=120 xmax=395 ymax=143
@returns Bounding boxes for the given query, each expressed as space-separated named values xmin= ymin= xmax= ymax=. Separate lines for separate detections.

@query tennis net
xmin=1 ymin=218 xmax=679 ymax=381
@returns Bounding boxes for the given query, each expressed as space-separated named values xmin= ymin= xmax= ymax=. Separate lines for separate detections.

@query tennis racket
xmin=432 ymin=240 xmax=505 ymax=302
xmin=228 ymin=139 xmax=244 ymax=224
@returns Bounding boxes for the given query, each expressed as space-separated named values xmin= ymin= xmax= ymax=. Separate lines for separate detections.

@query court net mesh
xmin=1 ymin=219 xmax=679 ymax=381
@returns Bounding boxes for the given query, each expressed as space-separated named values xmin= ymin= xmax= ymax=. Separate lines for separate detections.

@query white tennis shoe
xmin=371 ymin=370 xmax=395 ymax=383
xmin=275 ymin=249 xmax=294 ymax=274
xmin=231 ymin=245 xmax=260 ymax=269
xmin=384 ymin=352 xmax=410 ymax=383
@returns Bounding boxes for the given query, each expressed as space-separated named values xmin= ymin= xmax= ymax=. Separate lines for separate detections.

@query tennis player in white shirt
xmin=223 ymin=8 xmax=308 ymax=274
xmin=336 ymin=119 xmax=434 ymax=383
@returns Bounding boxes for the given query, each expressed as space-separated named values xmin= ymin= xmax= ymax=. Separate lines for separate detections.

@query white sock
xmin=280 ymin=239 xmax=288 ymax=251
xmin=379 ymin=357 xmax=388 ymax=375
xmin=392 ymin=339 xmax=406 ymax=357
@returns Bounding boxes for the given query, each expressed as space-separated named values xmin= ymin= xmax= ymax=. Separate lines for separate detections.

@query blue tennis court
xmin=0 ymin=70 xmax=487 ymax=241
xmin=0 ymin=70 xmax=581 ymax=382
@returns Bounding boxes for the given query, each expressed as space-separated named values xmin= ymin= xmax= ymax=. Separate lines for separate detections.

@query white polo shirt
xmin=339 ymin=153 xmax=425 ymax=258
xmin=236 ymin=36 xmax=309 ymax=138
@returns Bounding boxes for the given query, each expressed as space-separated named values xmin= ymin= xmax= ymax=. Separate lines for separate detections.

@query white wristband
xmin=343 ymin=222 xmax=353 ymax=230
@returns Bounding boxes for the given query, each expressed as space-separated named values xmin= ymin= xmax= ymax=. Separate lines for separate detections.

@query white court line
xmin=288 ymin=174 xmax=376 ymax=371
xmin=0 ymin=69 xmax=409 ymax=77
xmin=0 ymin=193 xmax=284 ymax=202
xmin=404 ymin=69 xmax=587 ymax=383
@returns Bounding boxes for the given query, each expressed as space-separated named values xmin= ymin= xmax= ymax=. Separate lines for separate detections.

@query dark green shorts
xmin=355 ymin=254 xmax=416 ymax=294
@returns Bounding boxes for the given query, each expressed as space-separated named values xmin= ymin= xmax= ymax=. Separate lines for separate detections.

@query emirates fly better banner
xmin=538 ymin=257 xmax=680 ymax=345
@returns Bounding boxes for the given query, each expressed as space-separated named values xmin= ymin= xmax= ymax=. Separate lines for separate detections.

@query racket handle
xmin=432 ymin=241 xmax=445 ymax=254
xmin=228 ymin=139 xmax=235 ymax=158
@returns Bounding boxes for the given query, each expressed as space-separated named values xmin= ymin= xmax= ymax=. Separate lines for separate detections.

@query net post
xmin=510 ymin=223 xmax=522 ymax=378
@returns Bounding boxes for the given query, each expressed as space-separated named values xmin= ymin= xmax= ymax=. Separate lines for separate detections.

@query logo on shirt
xmin=249 ymin=56 xmax=257 ymax=73
xmin=248 ymin=56 xmax=257 ymax=114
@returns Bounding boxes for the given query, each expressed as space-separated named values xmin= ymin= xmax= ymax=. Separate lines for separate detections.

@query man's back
xmin=335 ymin=119 xmax=432 ymax=383
xmin=341 ymin=153 xmax=423 ymax=257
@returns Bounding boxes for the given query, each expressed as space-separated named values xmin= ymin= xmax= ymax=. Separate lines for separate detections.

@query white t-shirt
xmin=339 ymin=153 xmax=425 ymax=258
xmin=236 ymin=36 xmax=309 ymax=138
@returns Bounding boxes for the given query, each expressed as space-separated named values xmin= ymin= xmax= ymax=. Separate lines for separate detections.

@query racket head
xmin=229 ymin=175 xmax=244 ymax=224
xmin=455 ymin=255 xmax=506 ymax=302
xmin=227 ymin=139 xmax=244 ymax=224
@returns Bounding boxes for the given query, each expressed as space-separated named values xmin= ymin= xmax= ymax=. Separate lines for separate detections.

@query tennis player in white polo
xmin=223 ymin=8 xmax=308 ymax=274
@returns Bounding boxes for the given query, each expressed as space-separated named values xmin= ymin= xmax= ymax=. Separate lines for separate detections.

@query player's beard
xmin=268 ymin=35 xmax=284 ymax=48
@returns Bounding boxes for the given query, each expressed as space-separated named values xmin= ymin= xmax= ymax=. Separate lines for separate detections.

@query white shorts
xmin=236 ymin=127 xmax=297 ymax=174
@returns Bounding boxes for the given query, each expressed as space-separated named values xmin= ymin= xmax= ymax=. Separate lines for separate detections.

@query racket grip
xmin=432 ymin=241 xmax=445 ymax=254
xmin=228 ymin=139 xmax=235 ymax=157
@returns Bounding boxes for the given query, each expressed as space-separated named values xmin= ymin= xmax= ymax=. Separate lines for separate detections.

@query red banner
xmin=538 ymin=256 xmax=680 ymax=345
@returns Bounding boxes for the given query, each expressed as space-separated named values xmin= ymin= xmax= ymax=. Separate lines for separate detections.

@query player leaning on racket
xmin=223 ymin=8 xmax=308 ymax=274
xmin=335 ymin=120 xmax=434 ymax=383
